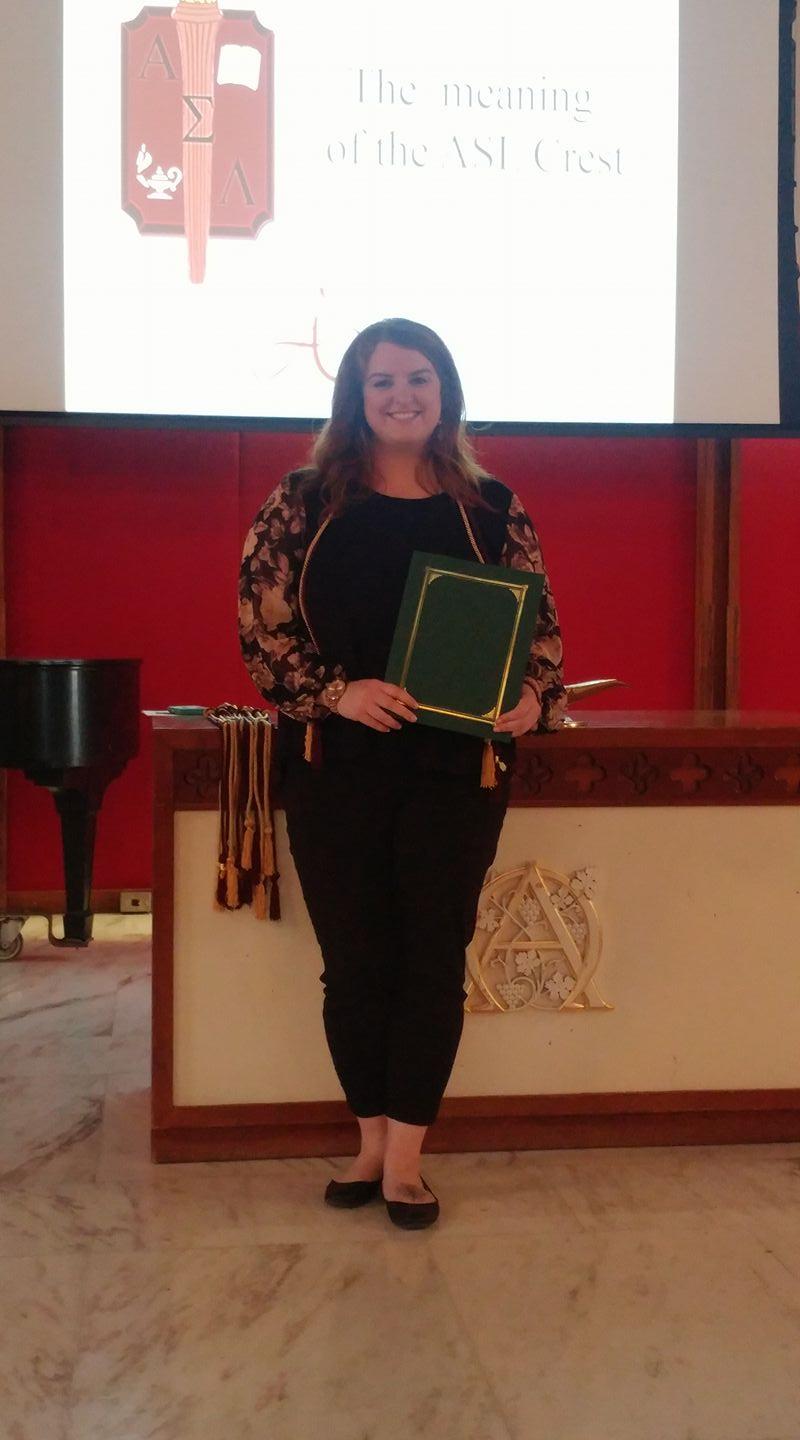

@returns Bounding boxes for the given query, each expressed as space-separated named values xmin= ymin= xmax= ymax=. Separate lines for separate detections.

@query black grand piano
xmin=0 ymin=659 xmax=141 ymax=956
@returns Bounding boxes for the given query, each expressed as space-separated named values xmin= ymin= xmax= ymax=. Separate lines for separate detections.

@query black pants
xmin=282 ymin=757 xmax=511 ymax=1126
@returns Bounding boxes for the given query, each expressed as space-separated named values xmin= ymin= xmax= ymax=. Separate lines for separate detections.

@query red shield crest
xmin=122 ymin=5 xmax=274 ymax=282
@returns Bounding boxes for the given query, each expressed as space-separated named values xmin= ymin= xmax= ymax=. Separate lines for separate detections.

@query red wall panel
xmin=737 ymin=440 xmax=800 ymax=711
xmin=5 ymin=426 xmax=697 ymax=891
xmin=5 ymin=425 xmax=243 ymax=889
xmin=473 ymin=436 xmax=697 ymax=711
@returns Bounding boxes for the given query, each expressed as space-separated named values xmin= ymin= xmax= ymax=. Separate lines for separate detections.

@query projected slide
xmin=62 ymin=0 xmax=680 ymax=422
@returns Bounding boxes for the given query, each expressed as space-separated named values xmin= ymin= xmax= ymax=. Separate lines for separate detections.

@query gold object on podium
xmin=562 ymin=678 xmax=627 ymax=728
xmin=565 ymin=678 xmax=626 ymax=703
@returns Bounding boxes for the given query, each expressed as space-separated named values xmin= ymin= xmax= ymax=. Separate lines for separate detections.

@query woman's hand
xmin=493 ymin=682 xmax=542 ymax=737
xmin=337 ymin=679 xmax=418 ymax=733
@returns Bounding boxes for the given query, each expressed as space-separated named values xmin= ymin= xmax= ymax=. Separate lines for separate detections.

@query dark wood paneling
xmin=726 ymin=441 xmax=742 ymax=708
xmin=513 ymin=743 xmax=800 ymax=804
xmin=0 ymin=427 xmax=6 ymax=912
xmin=695 ymin=438 xmax=741 ymax=709
xmin=151 ymin=1088 xmax=800 ymax=1161
xmin=151 ymin=729 xmax=177 ymax=1128
xmin=172 ymin=737 xmax=800 ymax=809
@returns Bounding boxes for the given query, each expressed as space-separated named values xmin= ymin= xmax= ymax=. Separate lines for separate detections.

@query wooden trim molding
xmin=151 ymin=1089 xmax=800 ymax=1162
xmin=5 ymin=890 xmax=128 ymax=916
xmin=172 ymin=732 xmax=800 ymax=810
xmin=508 ymin=739 xmax=800 ymax=805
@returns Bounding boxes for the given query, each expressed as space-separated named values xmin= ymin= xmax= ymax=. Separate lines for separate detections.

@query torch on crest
xmin=122 ymin=6 xmax=274 ymax=283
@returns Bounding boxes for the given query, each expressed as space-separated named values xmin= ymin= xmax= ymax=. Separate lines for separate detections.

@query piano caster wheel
xmin=0 ymin=918 xmax=24 ymax=961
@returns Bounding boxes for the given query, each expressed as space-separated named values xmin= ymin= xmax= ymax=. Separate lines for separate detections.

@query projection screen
xmin=1 ymin=0 xmax=799 ymax=430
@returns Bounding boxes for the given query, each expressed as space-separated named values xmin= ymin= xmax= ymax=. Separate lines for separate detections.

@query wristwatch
xmin=322 ymin=677 xmax=348 ymax=713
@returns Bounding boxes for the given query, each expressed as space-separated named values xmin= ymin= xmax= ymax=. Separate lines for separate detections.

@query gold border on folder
xmin=399 ymin=567 xmax=529 ymax=724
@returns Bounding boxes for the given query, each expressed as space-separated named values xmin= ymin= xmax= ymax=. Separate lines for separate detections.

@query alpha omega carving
xmin=466 ymin=861 xmax=612 ymax=1014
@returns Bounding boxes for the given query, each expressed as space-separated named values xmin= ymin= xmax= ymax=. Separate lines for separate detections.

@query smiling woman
xmin=362 ymin=342 xmax=442 ymax=492
xmin=302 ymin=317 xmax=496 ymax=516
xmin=238 ymin=316 xmax=566 ymax=1226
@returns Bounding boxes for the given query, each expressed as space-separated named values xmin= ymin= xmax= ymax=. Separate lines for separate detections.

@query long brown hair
xmin=299 ymin=318 xmax=494 ymax=519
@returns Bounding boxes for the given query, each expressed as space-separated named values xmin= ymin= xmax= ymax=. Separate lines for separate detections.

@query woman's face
xmin=361 ymin=341 xmax=442 ymax=451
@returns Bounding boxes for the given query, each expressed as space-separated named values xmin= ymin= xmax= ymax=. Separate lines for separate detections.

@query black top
xmin=276 ymin=487 xmax=516 ymax=780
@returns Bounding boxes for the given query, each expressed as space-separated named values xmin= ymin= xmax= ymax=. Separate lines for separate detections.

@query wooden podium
xmin=150 ymin=712 xmax=800 ymax=1162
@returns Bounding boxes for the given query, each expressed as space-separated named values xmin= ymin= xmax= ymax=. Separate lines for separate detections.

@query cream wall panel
xmin=172 ymin=808 xmax=800 ymax=1106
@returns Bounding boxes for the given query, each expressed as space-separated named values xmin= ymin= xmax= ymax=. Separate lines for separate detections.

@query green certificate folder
xmin=385 ymin=552 xmax=545 ymax=742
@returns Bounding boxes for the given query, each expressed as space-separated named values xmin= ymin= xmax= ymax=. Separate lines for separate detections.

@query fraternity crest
xmin=466 ymin=861 xmax=612 ymax=1013
xmin=122 ymin=5 xmax=274 ymax=283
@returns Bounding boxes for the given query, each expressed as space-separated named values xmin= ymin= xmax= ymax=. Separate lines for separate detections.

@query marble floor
xmin=1 ymin=920 xmax=799 ymax=1440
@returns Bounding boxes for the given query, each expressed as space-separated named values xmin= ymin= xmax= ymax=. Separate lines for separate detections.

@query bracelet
xmin=321 ymin=677 xmax=347 ymax=712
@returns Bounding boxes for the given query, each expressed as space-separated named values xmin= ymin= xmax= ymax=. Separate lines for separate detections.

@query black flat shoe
xmin=324 ymin=1176 xmax=382 ymax=1209
xmin=383 ymin=1176 xmax=440 ymax=1230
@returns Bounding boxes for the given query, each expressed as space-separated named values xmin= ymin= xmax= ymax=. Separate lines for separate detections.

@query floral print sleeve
xmin=501 ymin=492 xmax=567 ymax=731
xmin=238 ymin=473 xmax=346 ymax=720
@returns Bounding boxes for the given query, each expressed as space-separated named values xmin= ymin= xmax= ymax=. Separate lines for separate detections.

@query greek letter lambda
xmin=220 ymin=160 xmax=255 ymax=206
xmin=182 ymin=95 xmax=214 ymax=143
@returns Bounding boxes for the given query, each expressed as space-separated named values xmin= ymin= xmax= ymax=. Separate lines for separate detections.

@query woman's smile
xmin=363 ymin=340 xmax=442 ymax=449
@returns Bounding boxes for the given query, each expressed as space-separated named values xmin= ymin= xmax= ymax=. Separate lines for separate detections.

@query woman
xmin=239 ymin=318 xmax=565 ymax=1229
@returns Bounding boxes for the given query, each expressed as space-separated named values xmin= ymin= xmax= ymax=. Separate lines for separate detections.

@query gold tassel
xmin=226 ymin=720 xmax=242 ymax=905
xmin=252 ymin=878 xmax=267 ymax=920
xmin=240 ymin=724 xmax=258 ymax=870
xmin=304 ymin=719 xmax=322 ymax=768
xmin=257 ymin=724 xmax=275 ymax=877
xmin=213 ymin=724 xmax=230 ymax=906
xmin=480 ymin=738 xmax=497 ymax=789
xmin=205 ymin=704 xmax=281 ymax=919
xmin=241 ymin=815 xmax=255 ymax=869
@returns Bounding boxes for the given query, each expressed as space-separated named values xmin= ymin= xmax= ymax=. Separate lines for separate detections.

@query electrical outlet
xmin=120 ymin=890 xmax=152 ymax=914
